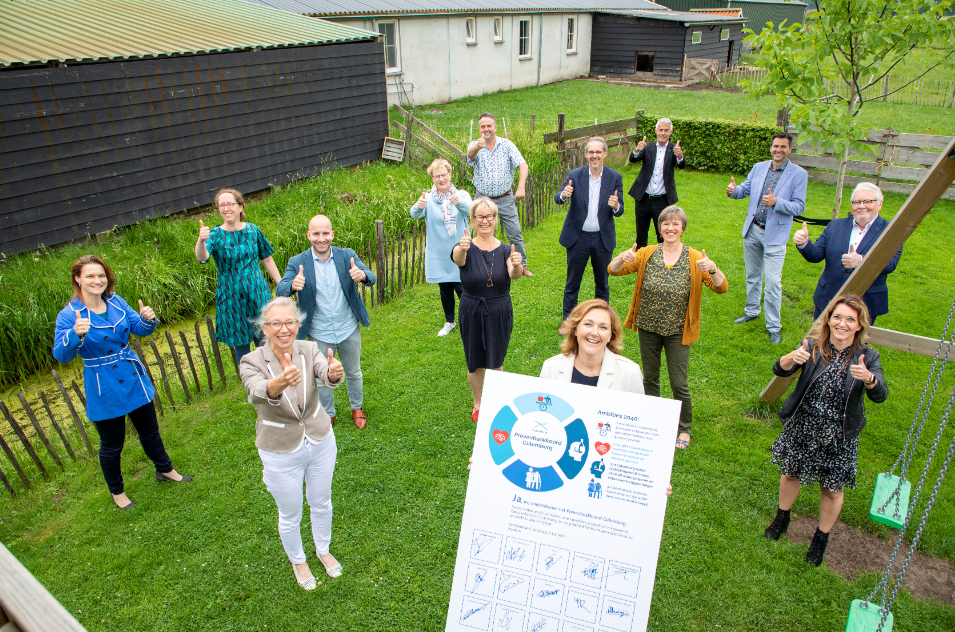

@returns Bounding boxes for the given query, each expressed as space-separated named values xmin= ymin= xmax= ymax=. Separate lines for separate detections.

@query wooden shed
xmin=590 ymin=10 xmax=747 ymax=81
xmin=0 ymin=0 xmax=388 ymax=256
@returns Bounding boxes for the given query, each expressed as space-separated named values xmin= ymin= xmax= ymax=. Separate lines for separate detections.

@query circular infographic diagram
xmin=488 ymin=392 xmax=589 ymax=492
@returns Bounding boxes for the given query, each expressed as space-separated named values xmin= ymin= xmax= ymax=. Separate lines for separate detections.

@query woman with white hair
xmin=239 ymin=297 xmax=346 ymax=590
xmin=793 ymin=182 xmax=903 ymax=324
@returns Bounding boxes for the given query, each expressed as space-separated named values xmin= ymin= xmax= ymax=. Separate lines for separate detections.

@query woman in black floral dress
xmin=765 ymin=295 xmax=887 ymax=566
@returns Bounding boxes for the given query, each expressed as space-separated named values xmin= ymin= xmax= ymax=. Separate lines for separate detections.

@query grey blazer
xmin=239 ymin=340 xmax=343 ymax=453
xmin=539 ymin=350 xmax=644 ymax=394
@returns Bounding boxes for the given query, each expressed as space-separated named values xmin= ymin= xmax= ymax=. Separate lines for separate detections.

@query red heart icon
xmin=537 ymin=396 xmax=543 ymax=402
xmin=595 ymin=442 xmax=610 ymax=456
xmin=493 ymin=430 xmax=509 ymax=445
xmin=597 ymin=422 xmax=604 ymax=428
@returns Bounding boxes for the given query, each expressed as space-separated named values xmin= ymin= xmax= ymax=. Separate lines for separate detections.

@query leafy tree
xmin=744 ymin=0 xmax=955 ymax=217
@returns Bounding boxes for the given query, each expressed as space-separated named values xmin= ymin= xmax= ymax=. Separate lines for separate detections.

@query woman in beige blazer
xmin=239 ymin=297 xmax=345 ymax=591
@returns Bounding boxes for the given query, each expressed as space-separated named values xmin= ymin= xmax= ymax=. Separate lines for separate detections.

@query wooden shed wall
xmin=683 ymin=23 xmax=744 ymax=69
xmin=591 ymin=13 xmax=687 ymax=79
xmin=0 ymin=41 xmax=388 ymax=255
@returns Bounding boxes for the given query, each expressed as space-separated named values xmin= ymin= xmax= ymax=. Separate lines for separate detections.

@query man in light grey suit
xmin=726 ymin=132 xmax=808 ymax=344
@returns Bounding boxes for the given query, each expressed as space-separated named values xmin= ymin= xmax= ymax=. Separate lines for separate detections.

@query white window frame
xmin=465 ymin=17 xmax=477 ymax=44
xmin=691 ymin=30 xmax=702 ymax=45
xmin=566 ymin=16 xmax=577 ymax=54
xmin=720 ymin=28 xmax=730 ymax=41
xmin=518 ymin=18 xmax=532 ymax=59
xmin=377 ymin=20 xmax=400 ymax=72
xmin=493 ymin=16 xmax=504 ymax=42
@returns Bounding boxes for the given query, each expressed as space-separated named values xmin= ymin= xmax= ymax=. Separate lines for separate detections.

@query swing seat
xmin=846 ymin=599 xmax=893 ymax=632
xmin=869 ymin=473 xmax=910 ymax=529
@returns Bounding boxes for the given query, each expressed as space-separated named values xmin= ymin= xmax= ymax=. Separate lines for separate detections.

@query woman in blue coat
xmin=53 ymin=255 xmax=191 ymax=510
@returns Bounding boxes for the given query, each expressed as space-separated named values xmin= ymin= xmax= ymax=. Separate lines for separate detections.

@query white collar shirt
xmin=583 ymin=167 xmax=603 ymax=232
xmin=647 ymin=142 xmax=668 ymax=195
xmin=848 ymin=217 xmax=876 ymax=253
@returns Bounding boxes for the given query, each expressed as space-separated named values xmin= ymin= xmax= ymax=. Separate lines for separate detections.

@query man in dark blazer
xmin=628 ymin=117 xmax=685 ymax=249
xmin=276 ymin=215 xmax=377 ymax=429
xmin=555 ymin=136 xmax=625 ymax=333
xmin=793 ymin=183 xmax=902 ymax=324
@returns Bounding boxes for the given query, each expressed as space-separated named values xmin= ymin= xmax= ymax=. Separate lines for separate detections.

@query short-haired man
xmin=276 ymin=215 xmax=377 ymax=429
xmin=727 ymin=132 xmax=808 ymax=344
xmin=467 ymin=112 xmax=533 ymax=276
xmin=554 ymin=137 xmax=625 ymax=333
xmin=628 ymin=117 xmax=685 ymax=249
xmin=793 ymin=182 xmax=902 ymax=325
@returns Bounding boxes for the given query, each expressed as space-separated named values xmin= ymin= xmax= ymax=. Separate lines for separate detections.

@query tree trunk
xmin=833 ymin=145 xmax=849 ymax=220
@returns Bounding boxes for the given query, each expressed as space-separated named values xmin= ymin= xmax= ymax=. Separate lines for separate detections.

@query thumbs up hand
xmin=636 ymin=136 xmax=647 ymax=152
xmin=450 ymin=192 xmax=460 ymax=206
xmin=138 ymin=299 xmax=156 ymax=322
xmin=291 ymin=265 xmax=306 ymax=291
xmin=459 ymin=227 xmax=472 ymax=253
xmin=326 ymin=348 xmax=344 ymax=382
xmin=790 ymin=339 xmax=811 ymax=365
xmin=608 ymin=190 xmax=620 ymax=211
xmin=842 ymin=244 xmax=863 ymax=269
xmin=507 ymin=244 xmax=522 ymax=274
xmin=198 ymin=219 xmax=210 ymax=241
xmin=280 ymin=352 xmax=302 ymax=387
xmin=561 ymin=179 xmax=574 ymax=201
xmin=348 ymin=256 xmax=367 ymax=282
xmin=73 ymin=309 xmax=91 ymax=337
xmin=762 ymin=187 xmax=777 ymax=207
xmin=726 ymin=176 xmax=737 ymax=197
xmin=417 ymin=191 xmax=428 ymax=209
xmin=620 ymin=243 xmax=639 ymax=264
xmin=850 ymin=354 xmax=874 ymax=384
xmin=673 ymin=139 xmax=683 ymax=160
xmin=695 ymin=249 xmax=717 ymax=274
xmin=476 ymin=136 xmax=487 ymax=150
xmin=793 ymin=221 xmax=810 ymax=247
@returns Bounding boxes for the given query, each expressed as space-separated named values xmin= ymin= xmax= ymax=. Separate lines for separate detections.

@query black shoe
xmin=155 ymin=472 xmax=193 ymax=483
xmin=734 ymin=314 xmax=758 ymax=324
xmin=764 ymin=508 xmax=791 ymax=540
xmin=118 ymin=501 xmax=135 ymax=511
xmin=769 ymin=332 xmax=782 ymax=344
xmin=806 ymin=528 xmax=830 ymax=567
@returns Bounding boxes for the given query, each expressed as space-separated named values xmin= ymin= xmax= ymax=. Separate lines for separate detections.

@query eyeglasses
xmin=831 ymin=314 xmax=857 ymax=324
xmin=475 ymin=214 xmax=496 ymax=223
xmin=268 ymin=320 xmax=298 ymax=330
xmin=850 ymin=199 xmax=878 ymax=207
xmin=218 ymin=202 xmax=241 ymax=209
xmin=431 ymin=172 xmax=449 ymax=179
xmin=585 ymin=150 xmax=606 ymax=156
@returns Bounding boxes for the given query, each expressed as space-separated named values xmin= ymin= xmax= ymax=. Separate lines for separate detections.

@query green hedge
xmin=636 ymin=113 xmax=781 ymax=174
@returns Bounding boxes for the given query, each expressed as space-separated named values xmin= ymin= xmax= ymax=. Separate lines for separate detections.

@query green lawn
xmin=2 ymin=168 xmax=953 ymax=631
xmin=738 ymin=49 xmax=955 ymax=83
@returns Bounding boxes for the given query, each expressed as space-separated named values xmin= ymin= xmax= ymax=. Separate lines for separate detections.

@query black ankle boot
xmin=764 ymin=508 xmax=791 ymax=540
xmin=806 ymin=528 xmax=830 ymax=566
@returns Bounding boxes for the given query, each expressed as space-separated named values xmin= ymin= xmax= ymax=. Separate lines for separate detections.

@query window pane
xmin=567 ymin=18 xmax=575 ymax=50
xmin=494 ymin=18 xmax=500 ymax=38
xmin=692 ymin=31 xmax=701 ymax=44
xmin=466 ymin=19 xmax=473 ymax=40
xmin=378 ymin=23 xmax=397 ymax=68
xmin=519 ymin=19 xmax=529 ymax=56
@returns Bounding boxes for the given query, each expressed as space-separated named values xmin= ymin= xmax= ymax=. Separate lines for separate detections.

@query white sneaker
xmin=437 ymin=322 xmax=456 ymax=337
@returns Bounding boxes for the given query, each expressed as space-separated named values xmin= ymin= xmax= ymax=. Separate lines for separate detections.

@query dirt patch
xmin=786 ymin=515 xmax=955 ymax=604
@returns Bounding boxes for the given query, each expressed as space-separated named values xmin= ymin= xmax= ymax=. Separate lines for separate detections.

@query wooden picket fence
xmin=719 ymin=67 xmax=955 ymax=108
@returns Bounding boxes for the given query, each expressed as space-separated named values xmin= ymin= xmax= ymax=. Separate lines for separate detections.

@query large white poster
xmin=446 ymin=370 xmax=680 ymax=632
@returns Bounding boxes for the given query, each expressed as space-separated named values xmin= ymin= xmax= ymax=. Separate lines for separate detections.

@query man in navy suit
xmin=727 ymin=132 xmax=809 ymax=344
xmin=793 ymin=182 xmax=902 ymax=325
xmin=276 ymin=215 xmax=377 ymax=429
xmin=628 ymin=117 xmax=686 ymax=249
xmin=554 ymin=137 xmax=625 ymax=334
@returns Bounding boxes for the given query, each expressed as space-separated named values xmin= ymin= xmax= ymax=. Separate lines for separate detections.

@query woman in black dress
xmin=451 ymin=198 xmax=525 ymax=421
xmin=764 ymin=295 xmax=887 ymax=566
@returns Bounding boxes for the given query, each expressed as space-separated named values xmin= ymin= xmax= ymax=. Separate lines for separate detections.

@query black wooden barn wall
xmin=684 ymin=23 xmax=743 ymax=70
xmin=0 ymin=40 xmax=388 ymax=255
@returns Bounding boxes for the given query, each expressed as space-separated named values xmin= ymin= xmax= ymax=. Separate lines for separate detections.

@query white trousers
xmin=258 ymin=431 xmax=337 ymax=565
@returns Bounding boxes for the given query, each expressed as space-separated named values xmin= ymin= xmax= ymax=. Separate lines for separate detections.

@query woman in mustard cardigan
xmin=608 ymin=205 xmax=728 ymax=449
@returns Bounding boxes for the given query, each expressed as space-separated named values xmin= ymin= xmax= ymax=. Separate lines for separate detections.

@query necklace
xmin=478 ymin=248 xmax=495 ymax=287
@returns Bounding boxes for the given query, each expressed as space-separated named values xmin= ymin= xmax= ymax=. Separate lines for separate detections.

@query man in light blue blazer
xmin=276 ymin=215 xmax=376 ymax=429
xmin=726 ymin=132 xmax=808 ymax=343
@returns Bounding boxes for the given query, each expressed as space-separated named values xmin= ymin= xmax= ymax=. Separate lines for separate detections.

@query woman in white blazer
xmin=539 ymin=299 xmax=644 ymax=392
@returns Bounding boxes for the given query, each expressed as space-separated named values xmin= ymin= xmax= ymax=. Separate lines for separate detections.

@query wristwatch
xmin=867 ymin=373 xmax=877 ymax=386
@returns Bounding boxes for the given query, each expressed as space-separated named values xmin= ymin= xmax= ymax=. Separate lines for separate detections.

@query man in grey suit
xmin=726 ymin=132 xmax=808 ymax=344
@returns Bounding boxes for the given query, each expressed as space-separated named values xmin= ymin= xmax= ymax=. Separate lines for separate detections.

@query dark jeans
xmin=92 ymin=402 xmax=173 ymax=494
xmin=233 ymin=344 xmax=252 ymax=365
xmin=638 ymin=328 xmax=693 ymax=436
xmin=439 ymin=282 xmax=463 ymax=323
xmin=636 ymin=194 xmax=670 ymax=249
xmin=563 ymin=231 xmax=612 ymax=319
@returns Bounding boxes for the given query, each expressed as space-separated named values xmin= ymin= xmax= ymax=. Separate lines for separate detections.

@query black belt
xmin=753 ymin=220 xmax=766 ymax=229
xmin=646 ymin=193 xmax=666 ymax=199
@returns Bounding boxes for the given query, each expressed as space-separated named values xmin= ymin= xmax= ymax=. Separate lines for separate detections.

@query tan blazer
xmin=239 ymin=340 xmax=343 ymax=453
xmin=539 ymin=350 xmax=644 ymax=394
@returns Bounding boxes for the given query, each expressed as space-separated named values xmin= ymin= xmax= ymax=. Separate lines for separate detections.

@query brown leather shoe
xmin=329 ymin=416 xmax=335 ymax=426
xmin=522 ymin=267 xmax=534 ymax=277
xmin=352 ymin=409 xmax=367 ymax=429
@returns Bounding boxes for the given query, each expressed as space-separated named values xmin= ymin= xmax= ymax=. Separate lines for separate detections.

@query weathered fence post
xmin=194 ymin=322 xmax=214 ymax=391
xmin=557 ymin=113 xmax=566 ymax=162
xmin=0 ymin=432 xmax=27 ymax=491
xmin=132 ymin=338 xmax=163 ymax=416
xmin=375 ymin=220 xmax=387 ymax=304
xmin=0 ymin=402 xmax=48 ymax=478
xmin=52 ymin=370 xmax=94 ymax=455
xmin=16 ymin=393 xmax=62 ymax=469
xmin=38 ymin=391 xmax=75 ymax=461
xmin=0 ymin=464 xmax=13 ymax=496
xmin=148 ymin=340 xmax=176 ymax=407
xmin=165 ymin=331 xmax=192 ymax=402
xmin=70 ymin=381 xmax=86 ymax=408
xmin=178 ymin=331 xmax=201 ymax=394
xmin=776 ymin=108 xmax=790 ymax=129
xmin=206 ymin=315 xmax=227 ymax=385
xmin=530 ymin=114 xmax=536 ymax=136
xmin=403 ymin=108 xmax=415 ymax=162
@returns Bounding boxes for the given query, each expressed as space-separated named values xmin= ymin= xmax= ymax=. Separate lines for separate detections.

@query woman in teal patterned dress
xmin=195 ymin=188 xmax=282 ymax=363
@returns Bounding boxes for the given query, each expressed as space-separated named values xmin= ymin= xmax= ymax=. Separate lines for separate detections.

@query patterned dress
xmin=203 ymin=224 xmax=275 ymax=347
xmin=770 ymin=343 xmax=861 ymax=491
xmin=636 ymin=244 xmax=691 ymax=335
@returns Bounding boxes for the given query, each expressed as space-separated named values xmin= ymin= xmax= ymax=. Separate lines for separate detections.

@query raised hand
xmin=793 ymin=221 xmax=810 ymax=247
xmin=291 ymin=265 xmax=306 ymax=291
xmin=198 ymin=219 xmax=210 ymax=241
xmin=281 ymin=352 xmax=302 ymax=387
xmin=620 ymin=243 xmax=638 ymax=264
xmin=459 ymin=227 xmax=472 ymax=253
xmin=476 ymin=137 xmax=487 ymax=150
xmin=507 ymin=244 xmax=522 ymax=272
xmin=842 ymin=244 xmax=863 ymax=270
xmin=138 ymin=299 xmax=156 ymax=322
xmin=348 ymin=257 xmax=366 ymax=282
xmin=673 ymin=140 xmax=683 ymax=160
xmin=561 ymin=179 xmax=574 ymax=200
xmin=417 ymin=191 xmax=428 ymax=209
xmin=849 ymin=354 xmax=873 ymax=383
xmin=450 ymin=192 xmax=460 ymax=205
xmin=762 ymin=187 xmax=777 ymax=207
xmin=695 ymin=249 xmax=716 ymax=274
xmin=636 ymin=136 xmax=647 ymax=152
xmin=608 ymin=190 xmax=620 ymax=210
xmin=790 ymin=339 xmax=810 ymax=365
xmin=726 ymin=176 xmax=736 ymax=196
xmin=326 ymin=348 xmax=344 ymax=382
xmin=73 ymin=309 xmax=91 ymax=337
